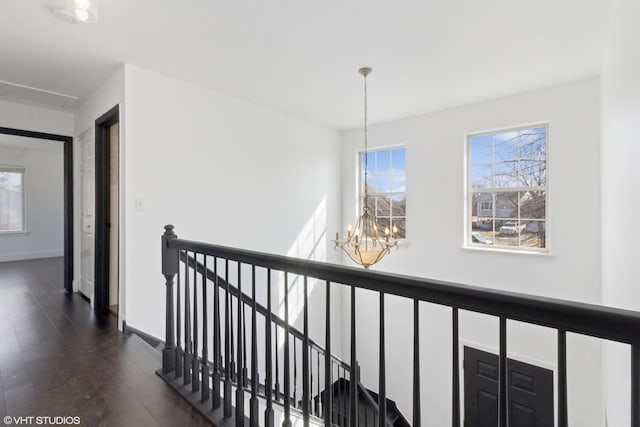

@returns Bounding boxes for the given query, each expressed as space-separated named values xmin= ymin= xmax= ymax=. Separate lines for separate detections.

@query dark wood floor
xmin=0 ymin=257 xmax=211 ymax=426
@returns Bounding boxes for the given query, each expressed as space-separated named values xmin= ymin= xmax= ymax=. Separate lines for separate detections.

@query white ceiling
xmin=0 ymin=0 xmax=609 ymax=129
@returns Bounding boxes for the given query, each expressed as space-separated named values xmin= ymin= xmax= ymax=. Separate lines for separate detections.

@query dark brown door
xmin=464 ymin=346 xmax=553 ymax=427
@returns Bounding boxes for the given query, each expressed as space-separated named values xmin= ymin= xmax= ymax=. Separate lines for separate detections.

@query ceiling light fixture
xmin=334 ymin=67 xmax=402 ymax=268
xmin=54 ymin=0 xmax=98 ymax=23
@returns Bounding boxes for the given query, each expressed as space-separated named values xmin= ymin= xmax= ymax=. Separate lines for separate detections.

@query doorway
xmin=94 ymin=105 xmax=119 ymax=316
xmin=0 ymin=127 xmax=73 ymax=292
xmin=464 ymin=346 xmax=554 ymax=427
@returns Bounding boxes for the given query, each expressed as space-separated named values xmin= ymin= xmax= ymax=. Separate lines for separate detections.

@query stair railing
xmin=160 ymin=225 xmax=640 ymax=427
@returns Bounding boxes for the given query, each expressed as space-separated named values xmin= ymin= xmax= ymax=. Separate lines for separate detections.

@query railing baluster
xmin=283 ymin=272 xmax=292 ymax=427
xmin=294 ymin=336 xmax=298 ymax=408
xmin=184 ymin=251 xmax=192 ymax=385
xmin=558 ymin=328 xmax=567 ymax=427
xmin=250 ymin=265 xmax=259 ymax=427
xmin=633 ymin=344 xmax=640 ymax=427
xmin=212 ymin=256 xmax=221 ymax=409
xmin=413 ymin=299 xmax=421 ymax=427
xmin=230 ymin=273 xmax=236 ymax=382
xmin=303 ymin=276 xmax=310 ymax=425
xmin=236 ymin=262 xmax=245 ymax=423
xmin=192 ymin=253 xmax=200 ymax=392
xmin=452 ymin=307 xmax=460 ymax=427
xmin=325 ymin=280 xmax=332 ymax=426
xmin=350 ymin=286 xmax=358 ymax=426
xmin=499 ymin=317 xmax=507 ymax=427
xmin=316 ymin=349 xmax=320 ymax=416
xmin=264 ymin=269 xmax=275 ymax=427
xmin=161 ymin=225 xmax=177 ymax=374
xmin=201 ymin=255 xmax=209 ymax=401
xmin=378 ymin=292 xmax=387 ymax=427
xmin=176 ymin=250 xmax=183 ymax=377
xmin=243 ymin=301 xmax=248 ymax=387
xmin=223 ymin=259 xmax=232 ymax=418
xmin=275 ymin=319 xmax=281 ymax=401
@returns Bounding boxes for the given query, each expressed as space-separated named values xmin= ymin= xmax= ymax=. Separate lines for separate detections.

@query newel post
xmin=162 ymin=224 xmax=178 ymax=374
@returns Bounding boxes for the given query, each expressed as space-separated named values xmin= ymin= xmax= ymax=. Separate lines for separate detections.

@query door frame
xmin=0 ymin=126 xmax=73 ymax=293
xmin=94 ymin=105 xmax=119 ymax=315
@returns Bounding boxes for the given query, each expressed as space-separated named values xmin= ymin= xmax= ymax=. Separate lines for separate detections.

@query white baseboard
xmin=0 ymin=250 xmax=64 ymax=262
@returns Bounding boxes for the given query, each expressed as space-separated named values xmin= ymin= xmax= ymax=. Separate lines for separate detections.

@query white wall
xmin=123 ymin=64 xmax=343 ymax=356
xmin=0 ymin=143 xmax=64 ymax=261
xmin=341 ymin=78 xmax=602 ymax=425
xmin=0 ymin=98 xmax=73 ymax=135
xmin=601 ymin=0 xmax=640 ymax=425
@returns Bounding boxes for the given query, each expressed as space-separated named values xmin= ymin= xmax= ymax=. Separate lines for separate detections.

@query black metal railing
xmin=158 ymin=225 xmax=640 ymax=427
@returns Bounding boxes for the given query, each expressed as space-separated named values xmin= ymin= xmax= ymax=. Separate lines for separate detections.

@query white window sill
xmin=463 ymin=245 xmax=551 ymax=257
xmin=0 ymin=231 xmax=31 ymax=237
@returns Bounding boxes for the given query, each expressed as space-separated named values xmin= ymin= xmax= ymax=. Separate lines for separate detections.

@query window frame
xmin=356 ymin=144 xmax=407 ymax=239
xmin=465 ymin=123 xmax=549 ymax=253
xmin=0 ymin=165 xmax=26 ymax=235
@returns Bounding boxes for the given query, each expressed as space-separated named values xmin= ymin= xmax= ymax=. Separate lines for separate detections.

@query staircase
xmin=157 ymin=225 xmax=640 ymax=427
xmin=156 ymin=235 xmax=407 ymax=426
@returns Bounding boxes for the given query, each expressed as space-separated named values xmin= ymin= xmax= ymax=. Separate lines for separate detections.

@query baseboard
xmin=123 ymin=322 xmax=165 ymax=349
xmin=0 ymin=250 xmax=64 ymax=262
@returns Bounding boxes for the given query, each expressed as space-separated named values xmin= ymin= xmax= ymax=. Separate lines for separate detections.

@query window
xmin=467 ymin=125 xmax=547 ymax=251
xmin=360 ymin=147 xmax=406 ymax=238
xmin=0 ymin=166 xmax=25 ymax=233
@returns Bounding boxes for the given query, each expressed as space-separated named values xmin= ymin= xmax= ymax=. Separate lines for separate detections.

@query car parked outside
xmin=499 ymin=222 xmax=525 ymax=235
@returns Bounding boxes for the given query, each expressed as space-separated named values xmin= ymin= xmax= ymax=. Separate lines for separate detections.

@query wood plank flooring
xmin=0 ymin=257 xmax=212 ymax=426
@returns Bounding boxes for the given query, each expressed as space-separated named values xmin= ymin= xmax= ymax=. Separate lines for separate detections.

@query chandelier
xmin=334 ymin=67 xmax=401 ymax=268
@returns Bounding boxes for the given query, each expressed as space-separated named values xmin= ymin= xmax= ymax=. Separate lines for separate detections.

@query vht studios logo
xmin=3 ymin=416 xmax=81 ymax=425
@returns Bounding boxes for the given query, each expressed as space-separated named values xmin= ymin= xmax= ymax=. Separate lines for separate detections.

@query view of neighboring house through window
xmin=468 ymin=125 xmax=547 ymax=251
xmin=0 ymin=166 xmax=25 ymax=232
xmin=360 ymin=147 xmax=406 ymax=238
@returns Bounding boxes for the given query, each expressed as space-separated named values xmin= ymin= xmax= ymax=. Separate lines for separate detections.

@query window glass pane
xmin=377 ymin=150 xmax=390 ymax=171
xmin=367 ymin=171 xmax=387 ymax=193
xmin=495 ymin=192 xmax=518 ymax=219
xmin=392 ymin=148 xmax=406 ymax=170
xmin=494 ymin=131 xmax=519 ymax=161
xmin=471 ymin=164 xmax=492 ymax=189
xmin=376 ymin=196 xmax=391 ymax=216
xmin=0 ymin=170 xmax=23 ymax=232
xmin=391 ymin=169 xmax=406 ymax=192
xmin=472 ymin=192 xmax=494 ymax=219
xmin=520 ymin=191 xmax=546 ymax=219
xmin=391 ymin=196 xmax=406 ymax=217
xmin=519 ymin=159 xmax=546 ymax=187
xmin=520 ymin=128 xmax=546 ymax=159
xmin=494 ymin=162 xmax=520 ymax=188
xmin=470 ymin=135 xmax=493 ymax=163
xmin=520 ymin=220 xmax=546 ymax=249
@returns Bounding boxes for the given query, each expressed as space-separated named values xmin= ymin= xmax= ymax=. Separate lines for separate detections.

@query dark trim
xmin=93 ymin=105 xmax=119 ymax=314
xmin=125 ymin=322 xmax=165 ymax=349
xmin=0 ymin=127 xmax=73 ymax=293
xmin=168 ymin=237 xmax=640 ymax=345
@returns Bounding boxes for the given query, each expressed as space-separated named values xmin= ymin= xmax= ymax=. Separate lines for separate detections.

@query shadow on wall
xmin=277 ymin=196 xmax=327 ymax=331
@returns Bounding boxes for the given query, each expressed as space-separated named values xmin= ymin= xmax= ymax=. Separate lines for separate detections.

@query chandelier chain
xmin=363 ymin=71 xmax=369 ymax=207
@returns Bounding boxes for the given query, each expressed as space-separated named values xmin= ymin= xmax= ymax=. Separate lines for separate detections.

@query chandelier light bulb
xmin=74 ymin=0 xmax=90 ymax=6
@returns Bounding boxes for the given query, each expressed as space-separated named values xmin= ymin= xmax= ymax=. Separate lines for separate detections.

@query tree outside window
xmin=468 ymin=126 xmax=547 ymax=251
